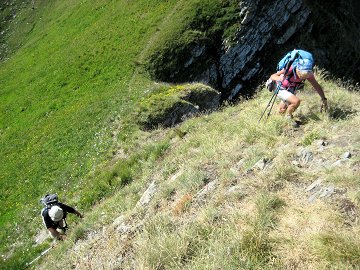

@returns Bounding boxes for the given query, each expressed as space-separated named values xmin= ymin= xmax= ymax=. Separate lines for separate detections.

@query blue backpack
xmin=277 ymin=49 xmax=314 ymax=73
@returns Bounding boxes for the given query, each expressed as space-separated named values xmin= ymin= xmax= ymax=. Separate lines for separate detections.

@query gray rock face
xmin=150 ymin=0 xmax=360 ymax=99
xmin=182 ymin=86 xmax=221 ymax=111
xmin=161 ymin=101 xmax=200 ymax=128
xmin=306 ymin=179 xmax=336 ymax=203
xmin=220 ymin=0 xmax=311 ymax=96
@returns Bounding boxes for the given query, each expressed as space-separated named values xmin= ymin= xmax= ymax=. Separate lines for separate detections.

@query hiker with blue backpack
xmin=265 ymin=49 xmax=327 ymax=125
xmin=40 ymin=194 xmax=83 ymax=240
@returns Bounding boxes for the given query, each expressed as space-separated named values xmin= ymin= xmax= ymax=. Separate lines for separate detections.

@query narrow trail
xmin=108 ymin=1 xmax=185 ymax=159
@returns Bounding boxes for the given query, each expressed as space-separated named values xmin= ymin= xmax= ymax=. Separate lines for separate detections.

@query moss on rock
xmin=136 ymin=83 xmax=220 ymax=129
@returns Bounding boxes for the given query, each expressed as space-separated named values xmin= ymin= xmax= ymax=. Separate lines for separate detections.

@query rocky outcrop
xmin=220 ymin=0 xmax=312 ymax=99
xmin=148 ymin=0 xmax=360 ymax=99
xmin=217 ymin=0 xmax=359 ymax=98
xmin=0 ymin=0 xmax=32 ymax=60
xmin=136 ymin=83 xmax=221 ymax=129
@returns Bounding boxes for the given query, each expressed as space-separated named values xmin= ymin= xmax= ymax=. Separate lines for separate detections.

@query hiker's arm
xmin=48 ymin=228 xmax=64 ymax=240
xmin=59 ymin=203 xmax=83 ymax=218
xmin=74 ymin=210 xmax=83 ymax=218
xmin=308 ymin=76 xmax=327 ymax=111
xmin=270 ymin=69 xmax=285 ymax=81
xmin=308 ymin=77 xmax=326 ymax=101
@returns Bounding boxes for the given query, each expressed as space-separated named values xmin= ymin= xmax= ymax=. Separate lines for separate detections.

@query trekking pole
xmin=258 ymin=82 xmax=280 ymax=123
xmin=264 ymin=83 xmax=281 ymax=121
xmin=259 ymin=51 xmax=298 ymax=123
xmin=26 ymin=246 xmax=53 ymax=267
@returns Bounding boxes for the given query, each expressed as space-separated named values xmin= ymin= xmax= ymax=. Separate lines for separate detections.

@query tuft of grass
xmin=161 ymin=184 xmax=177 ymax=201
xmin=273 ymin=163 xmax=299 ymax=183
xmin=240 ymin=194 xmax=284 ymax=265
xmin=136 ymin=216 xmax=206 ymax=269
xmin=172 ymin=168 xmax=211 ymax=194
xmin=300 ymin=129 xmax=321 ymax=146
xmin=312 ymin=232 xmax=360 ymax=268
xmin=324 ymin=170 xmax=359 ymax=188
xmin=253 ymin=194 xmax=285 ymax=231
xmin=69 ymin=223 xmax=88 ymax=242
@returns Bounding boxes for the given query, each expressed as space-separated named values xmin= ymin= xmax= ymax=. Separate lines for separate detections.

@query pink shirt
xmin=281 ymin=66 xmax=315 ymax=89
xmin=270 ymin=66 xmax=326 ymax=100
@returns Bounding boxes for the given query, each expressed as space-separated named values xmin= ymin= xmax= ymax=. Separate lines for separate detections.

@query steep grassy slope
xmin=37 ymin=75 xmax=360 ymax=269
xmin=1 ymin=0 xmax=182 ymax=268
xmin=1 ymin=0 xmax=359 ymax=269
xmin=1 ymin=0 xmax=243 ymax=268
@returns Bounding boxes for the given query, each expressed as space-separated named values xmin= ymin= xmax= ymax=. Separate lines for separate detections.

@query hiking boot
xmin=292 ymin=120 xmax=300 ymax=128
xmin=286 ymin=115 xmax=300 ymax=128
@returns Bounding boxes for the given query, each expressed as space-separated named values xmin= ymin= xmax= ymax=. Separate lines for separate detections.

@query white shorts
xmin=277 ymin=89 xmax=295 ymax=103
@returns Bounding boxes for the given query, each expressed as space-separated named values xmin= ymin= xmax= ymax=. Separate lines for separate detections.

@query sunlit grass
xmin=0 ymin=0 xmax=178 ymax=268
xmin=37 ymin=79 xmax=360 ymax=269
xmin=312 ymin=231 xmax=360 ymax=269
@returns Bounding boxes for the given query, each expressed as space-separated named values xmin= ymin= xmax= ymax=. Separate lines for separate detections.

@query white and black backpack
xmin=40 ymin=193 xmax=59 ymax=209
xmin=40 ymin=194 xmax=69 ymax=229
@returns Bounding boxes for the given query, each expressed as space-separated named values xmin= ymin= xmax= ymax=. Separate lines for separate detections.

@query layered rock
xmin=148 ymin=0 xmax=360 ymax=99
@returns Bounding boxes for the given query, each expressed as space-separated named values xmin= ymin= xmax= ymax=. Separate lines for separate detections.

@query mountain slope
xmin=37 ymin=76 xmax=360 ymax=269
xmin=0 ymin=0 xmax=180 ymax=268
xmin=1 ymin=1 xmax=359 ymax=269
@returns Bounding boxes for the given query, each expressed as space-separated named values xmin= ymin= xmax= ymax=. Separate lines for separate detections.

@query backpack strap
xmin=283 ymin=66 xmax=305 ymax=90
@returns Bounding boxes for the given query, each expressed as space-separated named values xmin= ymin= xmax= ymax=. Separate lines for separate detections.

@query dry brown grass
xmin=173 ymin=193 xmax=193 ymax=216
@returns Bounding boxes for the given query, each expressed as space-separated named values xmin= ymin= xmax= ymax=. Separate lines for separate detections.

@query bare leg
xmin=278 ymin=101 xmax=288 ymax=114
xmin=285 ymin=95 xmax=301 ymax=117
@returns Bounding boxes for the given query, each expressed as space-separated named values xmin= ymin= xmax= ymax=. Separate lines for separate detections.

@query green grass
xmin=144 ymin=0 xmax=240 ymax=81
xmin=313 ymin=232 xmax=360 ymax=269
xmin=1 ymin=0 xmax=240 ymax=267
xmin=32 ymin=76 xmax=360 ymax=269
xmin=0 ymin=0 xmax=178 ymax=267
xmin=133 ymin=193 xmax=284 ymax=269
xmin=300 ymin=129 xmax=321 ymax=146
xmin=239 ymin=194 xmax=284 ymax=267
